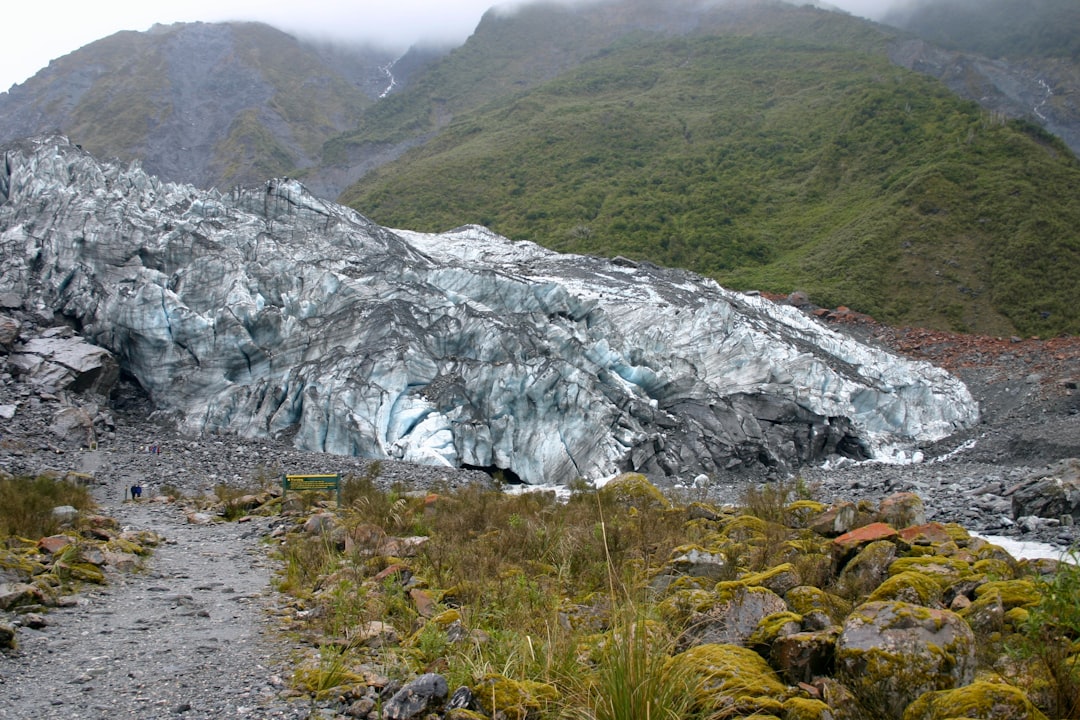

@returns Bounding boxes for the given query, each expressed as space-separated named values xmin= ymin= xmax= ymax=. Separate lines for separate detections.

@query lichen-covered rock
xmin=959 ymin=580 xmax=1041 ymax=634
xmin=878 ymin=493 xmax=926 ymax=529
xmin=667 ymin=545 xmax=730 ymax=580
xmin=0 ymin=582 xmax=47 ymax=610
xmin=599 ymin=473 xmax=671 ymax=511
xmin=683 ymin=583 xmax=788 ymax=648
xmin=836 ymin=540 xmax=898 ymax=600
xmin=836 ymin=601 xmax=977 ymax=720
xmin=816 ymin=677 xmax=871 ymax=720
xmin=741 ymin=563 xmax=802 ymax=596
xmin=473 ymin=674 xmax=558 ymax=720
xmin=786 ymin=586 xmax=852 ymax=629
xmin=832 ymin=523 xmax=898 ymax=568
xmin=897 ymin=522 xmax=954 ymax=547
xmin=887 ymin=556 xmax=973 ymax=589
xmin=784 ymin=696 xmax=837 ymax=720
xmin=902 ymin=681 xmax=1049 ymax=720
xmin=675 ymin=643 xmax=788 ymax=718
xmin=786 ymin=500 xmax=828 ymax=528
xmin=867 ymin=571 xmax=944 ymax=607
xmin=748 ymin=611 xmax=804 ymax=651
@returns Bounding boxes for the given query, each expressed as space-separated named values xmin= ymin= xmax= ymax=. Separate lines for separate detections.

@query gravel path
xmin=0 ymin=488 xmax=307 ymax=720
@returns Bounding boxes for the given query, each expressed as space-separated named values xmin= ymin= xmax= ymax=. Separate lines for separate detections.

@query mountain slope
xmin=340 ymin=25 xmax=1080 ymax=337
xmin=0 ymin=22 xmax=385 ymax=191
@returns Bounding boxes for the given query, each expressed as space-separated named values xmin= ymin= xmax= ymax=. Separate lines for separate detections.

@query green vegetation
xmin=273 ymin=475 xmax=1080 ymax=719
xmin=1012 ymin=548 xmax=1080 ymax=718
xmin=341 ymin=30 xmax=1080 ymax=336
xmin=0 ymin=475 xmax=95 ymax=538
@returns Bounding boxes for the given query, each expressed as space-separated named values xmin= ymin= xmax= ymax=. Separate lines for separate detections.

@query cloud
xmin=2 ymin=0 xmax=904 ymax=93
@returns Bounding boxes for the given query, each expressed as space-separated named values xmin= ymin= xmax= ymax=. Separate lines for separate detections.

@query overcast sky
xmin=2 ymin=0 xmax=896 ymax=94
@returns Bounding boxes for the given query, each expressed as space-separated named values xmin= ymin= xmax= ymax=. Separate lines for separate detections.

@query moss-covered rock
xmin=902 ymin=680 xmax=1049 ymax=720
xmin=722 ymin=514 xmax=771 ymax=542
xmin=675 ymin=643 xmax=788 ymax=717
xmin=888 ymin=556 xmax=973 ymax=589
xmin=473 ymin=673 xmax=558 ymax=720
xmin=836 ymin=540 xmax=898 ymax=601
xmin=785 ymin=586 xmax=851 ymax=628
xmin=0 ymin=549 xmax=47 ymax=582
xmin=867 ymin=570 xmax=945 ymax=607
xmin=784 ymin=696 xmax=836 ymax=720
xmin=740 ymin=563 xmax=802 ymax=596
xmin=748 ymin=611 xmax=804 ymax=650
xmin=684 ymin=584 xmax=788 ymax=647
xmin=787 ymin=500 xmax=828 ymax=529
xmin=598 ymin=473 xmax=671 ymax=511
xmin=54 ymin=561 xmax=106 ymax=584
xmin=960 ymin=579 xmax=1041 ymax=634
xmin=836 ymin=601 xmax=977 ymax=720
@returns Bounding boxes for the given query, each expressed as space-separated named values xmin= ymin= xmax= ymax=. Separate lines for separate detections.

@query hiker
xmin=130 ymin=484 xmax=142 ymax=500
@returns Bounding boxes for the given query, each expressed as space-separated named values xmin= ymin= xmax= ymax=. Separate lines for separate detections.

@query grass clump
xmin=0 ymin=475 xmax=95 ymax=538
xmin=1011 ymin=548 xmax=1080 ymax=719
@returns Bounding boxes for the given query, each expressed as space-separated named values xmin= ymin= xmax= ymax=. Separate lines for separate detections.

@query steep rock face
xmin=0 ymin=23 xmax=384 ymax=193
xmin=889 ymin=39 xmax=1080 ymax=157
xmin=0 ymin=136 xmax=977 ymax=484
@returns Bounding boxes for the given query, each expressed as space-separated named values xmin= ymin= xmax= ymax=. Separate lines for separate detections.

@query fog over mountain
xmin=4 ymin=0 xmax=907 ymax=93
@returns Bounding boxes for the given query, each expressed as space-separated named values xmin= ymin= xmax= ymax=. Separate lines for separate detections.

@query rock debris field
xmin=0 ymin=495 xmax=309 ymax=719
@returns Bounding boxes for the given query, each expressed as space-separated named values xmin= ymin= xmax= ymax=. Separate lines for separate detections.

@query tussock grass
xmin=0 ymin=475 xmax=95 ymax=538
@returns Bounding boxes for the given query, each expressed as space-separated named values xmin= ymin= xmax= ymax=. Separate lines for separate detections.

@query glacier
xmin=0 ymin=135 xmax=978 ymax=484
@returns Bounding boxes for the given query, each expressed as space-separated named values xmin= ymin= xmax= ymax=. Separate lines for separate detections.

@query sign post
xmin=282 ymin=473 xmax=342 ymax=507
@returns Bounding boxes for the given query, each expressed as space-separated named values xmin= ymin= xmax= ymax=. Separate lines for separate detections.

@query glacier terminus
xmin=0 ymin=136 xmax=978 ymax=485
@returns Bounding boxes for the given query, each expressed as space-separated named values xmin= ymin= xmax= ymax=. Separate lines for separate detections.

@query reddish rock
xmin=410 ymin=588 xmax=437 ymax=617
xmin=373 ymin=563 xmax=411 ymax=583
xmin=832 ymin=522 xmax=897 ymax=565
xmin=898 ymin=522 xmax=953 ymax=546
xmin=37 ymin=535 xmax=76 ymax=555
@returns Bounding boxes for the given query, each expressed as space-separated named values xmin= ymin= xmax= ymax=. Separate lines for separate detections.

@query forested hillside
xmin=339 ymin=7 xmax=1080 ymax=336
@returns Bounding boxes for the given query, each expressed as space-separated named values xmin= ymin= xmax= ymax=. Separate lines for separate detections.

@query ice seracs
xmin=0 ymin=135 xmax=978 ymax=484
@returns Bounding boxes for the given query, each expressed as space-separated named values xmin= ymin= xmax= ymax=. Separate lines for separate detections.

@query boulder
xmin=473 ymin=674 xmax=558 ymax=720
xmin=833 ymin=523 xmax=899 ymax=568
xmin=383 ymin=673 xmax=449 ymax=720
xmin=878 ymin=492 xmax=926 ymax=528
xmin=836 ymin=601 xmax=977 ymax=720
xmin=682 ymin=583 xmax=788 ymax=648
xmin=902 ymin=681 xmax=1049 ymax=720
xmin=771 ymin=629 xmax=839 ymax=685
xmin=835 ymin=539 xmax=897 ymax=599
xmin=676 ymin=643 xmax=788 ymax=718
xmin=1010 ymin=458 xmax=1080 ymax=521
xmin=49 ymin=406 xmax=97 ymax=447
xmin=0 ymin=582 xmax=47 ymax=611
xmin=811 ymin=501 xmax=858 ymax=537
xmin=9 ymin=334 xmax=118 ymax=396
